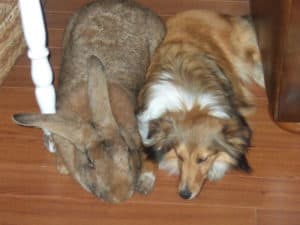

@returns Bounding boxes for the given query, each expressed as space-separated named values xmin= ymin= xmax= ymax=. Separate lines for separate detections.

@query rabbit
xmin=12 ymin=0 xmax=165 ymax=203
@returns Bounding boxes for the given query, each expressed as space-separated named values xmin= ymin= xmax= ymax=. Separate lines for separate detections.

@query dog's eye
xmin=196 ymin=157 xmax=207 ymax=164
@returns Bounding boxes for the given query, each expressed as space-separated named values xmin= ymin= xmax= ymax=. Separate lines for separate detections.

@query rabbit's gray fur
xmin=13 ymin=0 xmax=165 ymax=203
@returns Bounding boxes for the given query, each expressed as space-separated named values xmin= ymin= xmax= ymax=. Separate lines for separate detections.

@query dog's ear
xmin=147 ymin=118 xmax=172 ymax=139
xmin=147 ymin=117 xmax=177 ymax=152
xmin=221 ymin=114 xmax=251 ymax=155
xmin=236 ymin=154 xmax=252 ymax=173
xmin=215 ymin=114 xmax=252 ymax=173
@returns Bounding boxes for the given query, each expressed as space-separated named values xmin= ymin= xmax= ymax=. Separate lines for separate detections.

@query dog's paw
xmin=136 ymin=172 xmax=156 ymax=195
xmin=208 ymin=161 xmax=230 ymax=181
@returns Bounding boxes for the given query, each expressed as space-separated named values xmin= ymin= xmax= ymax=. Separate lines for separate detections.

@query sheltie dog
xmin=137 ymin=10 xmax=264 ymax=199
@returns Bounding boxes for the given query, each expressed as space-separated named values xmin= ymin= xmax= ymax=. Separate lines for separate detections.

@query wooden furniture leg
xmin=251 ymin=0 xmax=300 ymax=134
xmin=18 ymin=0 xmax=57 ymax=152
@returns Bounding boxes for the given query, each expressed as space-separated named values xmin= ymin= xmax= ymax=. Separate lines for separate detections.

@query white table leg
xmin=18 ymin=0 xmax=56 ymax=153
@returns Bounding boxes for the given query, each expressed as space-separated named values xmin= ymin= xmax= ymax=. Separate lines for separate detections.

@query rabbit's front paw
xmin=57 ymin=162 xmax=70 ymax=175
xmin=56 ymin=155 xmax=70 ymax=175
xmin=136 ymin=171 xmax=156 ymax=195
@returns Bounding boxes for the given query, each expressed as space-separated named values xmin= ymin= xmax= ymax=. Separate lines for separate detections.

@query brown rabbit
xmin=12 ymin=0 xmax=165 ymax=203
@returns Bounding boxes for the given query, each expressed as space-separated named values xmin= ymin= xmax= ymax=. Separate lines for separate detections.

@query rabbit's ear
xmin=12 ymin=113 xmax=98 ymax=151
xmin=87 ymin=56 xmax=118 ymax=131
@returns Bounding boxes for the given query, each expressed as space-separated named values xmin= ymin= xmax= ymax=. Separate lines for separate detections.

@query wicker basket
xmin=0 ymin=0 xmax=25 ymax=84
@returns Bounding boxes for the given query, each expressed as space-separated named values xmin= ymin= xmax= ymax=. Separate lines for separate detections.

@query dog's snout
xmin=179 ymin=188 xmax=192 ymax=199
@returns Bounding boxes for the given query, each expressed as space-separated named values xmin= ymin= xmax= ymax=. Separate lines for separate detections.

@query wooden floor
xmin=1 ymin=0 xmax=300 ymax=224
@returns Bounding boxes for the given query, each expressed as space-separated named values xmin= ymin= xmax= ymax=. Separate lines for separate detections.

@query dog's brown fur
xmin=137 ymin=10 xmax=264 ymax=199
xmin=13 ymin=0 xmax=165 ymax=203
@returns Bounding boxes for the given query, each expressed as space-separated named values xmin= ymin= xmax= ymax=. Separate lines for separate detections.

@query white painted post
xmin=18 ymin=0 xmax=56 ymax=152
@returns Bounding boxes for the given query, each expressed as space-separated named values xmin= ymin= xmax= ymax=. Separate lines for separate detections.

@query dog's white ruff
xmin=138 ymin=72 xmax=229 ymax=145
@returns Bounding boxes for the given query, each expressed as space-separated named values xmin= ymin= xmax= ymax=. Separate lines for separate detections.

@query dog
xmin=137 ymin=10 xmax=264 ymax=199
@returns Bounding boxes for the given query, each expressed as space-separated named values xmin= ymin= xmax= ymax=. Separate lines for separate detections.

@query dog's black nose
xmin=179 ymin=188 xmax=192 ymax=199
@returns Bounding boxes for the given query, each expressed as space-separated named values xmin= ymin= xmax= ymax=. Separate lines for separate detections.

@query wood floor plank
xmin=14 ymin=54 xmax=30 ymax=67
xmin=249 ymin=99 xmax=300 ymax=149
xmin=0 ymin=135 xmax=51 ymax=163
xmin=0 ymin=88 xmax=37 ymax=111
xmin=247 ymin=147 xmax=300 ymax=179
xmin=2 ymin=151 xmax=300 ymax=211
xmin=47 ymin=29 xmax=64 ymax=48
xmin=2 ymin=65 xmax=59 ymax=87
xmin=0 ymin=112 xmax=42 ymax=141
xmin=137 ymin=0 xmax=250 ymax=15
xmin=45 ymin=0 xmax=249 ymax=16
xmin=257 ymin=209 xmax=300 ymax=225
xmin=0 ymin=156 xmax=262 ymax=208
xmin=146 ymin=175 xmax=300 ymax=211
xmin=45 ymin=12 xmax=72 ymax=29
xmin=250 ymin=126 xmax=300 ymax=149
xmin=0 ymin=196 xmax=256 ymax=225
xmin=2 ymin=129 xmax=300 ymax=211
xmin=1 ymin=66 xmax=33 ymax=87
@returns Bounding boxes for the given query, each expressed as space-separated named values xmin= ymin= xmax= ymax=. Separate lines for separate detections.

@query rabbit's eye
xmin=90 ymin=121 xmax=97 ymax=129
xmin=85 ymin=150 xmax=95 ymax=169
xmin=101 ymin=140 xmax=113 ymax=149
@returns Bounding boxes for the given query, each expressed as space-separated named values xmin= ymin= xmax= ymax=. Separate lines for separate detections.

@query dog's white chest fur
xmin=137 ymin=72 xmax=229 ymax=145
